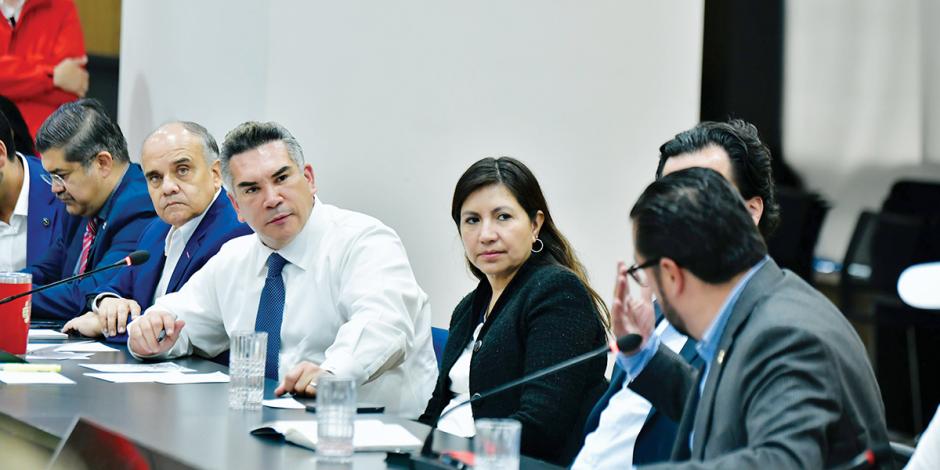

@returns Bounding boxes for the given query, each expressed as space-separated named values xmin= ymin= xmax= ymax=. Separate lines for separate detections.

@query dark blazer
xmin=27 ymin=164 xmax=157 ymax=319
xmin=24 ymin=154 xmax=76 ymax=265
xmin=419 ymin=256 xmax=608 ymax=466
xmin=583 ymin=334 xmax=698 ymax=466
xmin=630 ymin=259 xmax=890 ymax=469
xmin=92 ymin=190 xmax=251 ymax=343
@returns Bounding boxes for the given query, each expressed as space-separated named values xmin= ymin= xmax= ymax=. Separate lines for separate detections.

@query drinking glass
xmin=228 ymin=331 xmax=266 ymax=409
xmin=316 ymin=376 xmax=357 ymax=461
xmin=474 ymin=418 xmax=521 ymax=470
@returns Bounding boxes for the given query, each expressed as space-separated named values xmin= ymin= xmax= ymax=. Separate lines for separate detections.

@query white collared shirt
xmin=0 ymin=0 xmax=25 ymax=25
xmin=133 ymin=197 xmax=438 ymax=417
xmin=0 ymin=153 xmax=29 ymax=272
xmin=571 ymin=321 xmax=687 ymax=470
xmin=152 ymin=190 xmax=220 ymax=302
xmin=436 ymin=322 xmax=484 ymax=438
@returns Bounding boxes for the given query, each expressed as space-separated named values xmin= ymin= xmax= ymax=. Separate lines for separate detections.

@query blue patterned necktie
xmin=255 ymin=253 xmax=288 ymax=379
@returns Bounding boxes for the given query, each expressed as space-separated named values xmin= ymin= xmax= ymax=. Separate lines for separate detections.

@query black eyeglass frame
xmin=626 ymin=258 xmax=662 ymax=287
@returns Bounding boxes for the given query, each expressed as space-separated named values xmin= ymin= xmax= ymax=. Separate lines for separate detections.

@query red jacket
xmin=0 ymin=0 xmax=85 ymax=140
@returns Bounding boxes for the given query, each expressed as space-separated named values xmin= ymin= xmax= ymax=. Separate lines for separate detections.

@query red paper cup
xmin=0 ymin=273 xmax=32 ymax=355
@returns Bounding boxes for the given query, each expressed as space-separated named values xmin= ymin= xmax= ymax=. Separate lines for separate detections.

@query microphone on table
xmin=0 ymin=250 xmax=150 ymax=305
xmin=411 ymin=333 xmax=643 ymax=469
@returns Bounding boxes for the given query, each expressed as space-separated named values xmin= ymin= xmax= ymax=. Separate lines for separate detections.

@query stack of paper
xmin=84 ymin=370 xmax=229 ymax=384
xmin=251 ymin=419 xmax=422 ymax=452
xmin=0 ymin=371 xmax=75 ymax=384
xmin=27 ymin=329 xmax=69 ymax=340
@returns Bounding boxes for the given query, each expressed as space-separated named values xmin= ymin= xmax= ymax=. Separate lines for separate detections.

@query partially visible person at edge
xmin=0 ymin=0 xmax=88 ymax=138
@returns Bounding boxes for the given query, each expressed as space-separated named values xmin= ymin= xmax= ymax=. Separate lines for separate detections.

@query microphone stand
xmin=412 ymin=334 xmax=641 ymax=469
xmin=0 ymin=251 xmax=151 ymax=305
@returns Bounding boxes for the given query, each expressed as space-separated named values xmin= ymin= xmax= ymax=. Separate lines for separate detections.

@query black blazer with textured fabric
xmin=419 ymin=255 xmax=608 ymax=465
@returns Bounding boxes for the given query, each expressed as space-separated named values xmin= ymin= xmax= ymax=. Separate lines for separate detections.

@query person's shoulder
xmin=526 ymin=262 xmax=585 ymax=291
xmin=319 ymin=201 xmax=400 ymax=242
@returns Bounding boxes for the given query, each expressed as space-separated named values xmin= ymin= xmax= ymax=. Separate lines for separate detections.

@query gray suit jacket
xmin=630 ymin=259 xmax=890 ymax=469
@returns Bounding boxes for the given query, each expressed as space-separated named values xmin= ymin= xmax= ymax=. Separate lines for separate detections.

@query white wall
xmin=120 ymin=0 xmax=704 ymax=327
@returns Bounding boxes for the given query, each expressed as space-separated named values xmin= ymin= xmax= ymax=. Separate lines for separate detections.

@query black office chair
xmin=766 ymin=187 xmax=829 ymax=285
xmin=839 ymin=210 xmax=928 ymax=321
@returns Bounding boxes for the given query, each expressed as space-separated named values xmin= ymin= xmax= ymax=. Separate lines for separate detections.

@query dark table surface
xmin=1 ymin=337 xmax=561 ymax=469
xmin=0 ymin=338 xmax=446 ymax=469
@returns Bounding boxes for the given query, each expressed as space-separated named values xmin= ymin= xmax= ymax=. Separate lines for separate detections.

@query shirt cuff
xmin=616 ymin=332 xmax=661 ymax=383
xmin=91 ymin=292 xmax=121 ymax=314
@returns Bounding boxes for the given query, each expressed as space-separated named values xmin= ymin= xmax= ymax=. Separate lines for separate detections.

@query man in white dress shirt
xmin=127 ymin=121 xmax=437 ymax=417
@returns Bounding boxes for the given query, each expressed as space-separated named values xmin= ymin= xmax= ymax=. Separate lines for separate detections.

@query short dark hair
xmin=0 ymin=95 xmax=35 ymax=157
xmin=452 ymin=156 xmax=610 ymax=329
xmin=0 ymin=110 xmax=13 ymax=161
xmin=656 ymin=119 xmax=780 ymax=237
xmin=631 ymin=167 xmax=767 ymax=284
xmin=219 ymin=121 xmax=304 ymax=190
xmin=35 ymin=98 xmax=130 ymax=166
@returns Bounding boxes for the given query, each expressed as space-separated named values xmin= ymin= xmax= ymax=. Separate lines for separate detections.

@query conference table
xmin=0 ymin=336 xmax=560 ymax=469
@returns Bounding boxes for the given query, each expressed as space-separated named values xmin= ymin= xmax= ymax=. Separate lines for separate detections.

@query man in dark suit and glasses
xmin=612 ymin=167 xmax=889 ymax=469
xmin=577 ymin=119 xmax=781 ymax=469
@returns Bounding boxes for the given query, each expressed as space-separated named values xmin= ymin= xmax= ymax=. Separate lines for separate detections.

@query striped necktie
xmin=254 ymin=253 xmax=288 ymax=380
xmin=76 ymin=218 xmax=100 ymax=274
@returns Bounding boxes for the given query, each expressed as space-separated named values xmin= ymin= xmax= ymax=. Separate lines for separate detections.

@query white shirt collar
xmin=1 ymin=0 xmax=25 ymax=22
xmin=255 ymin=195 xmax=323 ymax=274
xmin=164 ymin=189 xmax=220 ymax=256
xmin=13 ymin=152 xmax=29 ymax=217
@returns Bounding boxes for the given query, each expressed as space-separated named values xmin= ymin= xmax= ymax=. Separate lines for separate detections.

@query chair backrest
xmin=840 ymin=210 xmax=929 ymax=318
xmin=431 ymin=327 xmax=448 ymax=368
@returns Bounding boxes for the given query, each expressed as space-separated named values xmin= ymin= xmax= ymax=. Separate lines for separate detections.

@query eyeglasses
xmin=626 ymin=258 xmax=661 ymax=287
xmin=40 ymin=172 xmax=68 ymax=189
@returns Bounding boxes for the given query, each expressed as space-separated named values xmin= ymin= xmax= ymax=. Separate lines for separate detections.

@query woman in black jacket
xmin=419 ymin=157 xmax=609 ymax=466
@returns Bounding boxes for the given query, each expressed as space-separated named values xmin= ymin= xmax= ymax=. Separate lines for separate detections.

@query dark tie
xmin=254 ymin=253 xmax=288 ymax=380
xmin=76 ymin=218 xmax=100 ymax=274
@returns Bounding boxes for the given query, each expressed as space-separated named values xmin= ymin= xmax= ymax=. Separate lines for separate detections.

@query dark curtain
xmin=700 ymin=0 xmax=802 ymax=188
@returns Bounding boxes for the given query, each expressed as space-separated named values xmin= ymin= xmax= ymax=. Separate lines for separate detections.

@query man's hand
xmin=274 ymin=362 xmax=328 ymax=397
xmin=62 ymin=311 xmax=103 ymax=337
xmin=611 ymin=261 xmax=656 ymax=354
xmin=52 ymin=56 xmax=89 ymax=97
xmin=127 ymin=310 xmax=184 ymax=357
xmin=96 ymin=297 xmax=142 ymax=337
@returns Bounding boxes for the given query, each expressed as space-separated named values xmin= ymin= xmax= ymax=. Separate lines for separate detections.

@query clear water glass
xmin=316 ymin=376 xmax=357 ymax=461
xmin=228 ymin=331 xmax=266 ymax=410
xmin=474 ymin=418 xmax=521 ymax=470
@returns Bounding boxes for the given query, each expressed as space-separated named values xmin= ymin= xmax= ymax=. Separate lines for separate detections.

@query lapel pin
xmin=41 ymin=217 xmax=50 ymax=227
xmin=717 ymin=350 xmax=726 ymax=365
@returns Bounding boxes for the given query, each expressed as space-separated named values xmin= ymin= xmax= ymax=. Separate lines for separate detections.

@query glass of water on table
xmin=316 ymin=375 xmax=357 ymax=462
xmin=228 ymin=331 xmax=266 ymax=410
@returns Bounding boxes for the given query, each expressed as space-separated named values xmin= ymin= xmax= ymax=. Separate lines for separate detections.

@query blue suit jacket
xmin=583 ymin=315 xmax=698 ymax=465
xmin=26 ymin=164 xmax=157 ymax=319
xmin=23 ymin=155 xmax=76 ymax=266
xmin=92 ymin=189 xmax=251 ymax=342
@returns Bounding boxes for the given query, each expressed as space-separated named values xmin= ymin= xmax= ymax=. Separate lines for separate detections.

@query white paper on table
xmin=250 ymin=419 xmax=422 ymax=452
xmin=27 ymin=329 xmax=68 ymax=340
xmin=26 ymin=343 xmax=60 ymax=353
xmin=262 ymin=397 xmax=306 ymax=410
xmin=84 ymin=372 xmax=173 ymax=383
xmin=0 ymin=371 xmax=75 ymax=384
xmin=55 ymin=342 xmax=119 ymax=353
xmin=25 ymin=351 xmax=92 ymax=361
xmin=79 ymin=363 xmax=194 ymax=373
xmin=155 ymin=371 xmax=229 ymax=384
